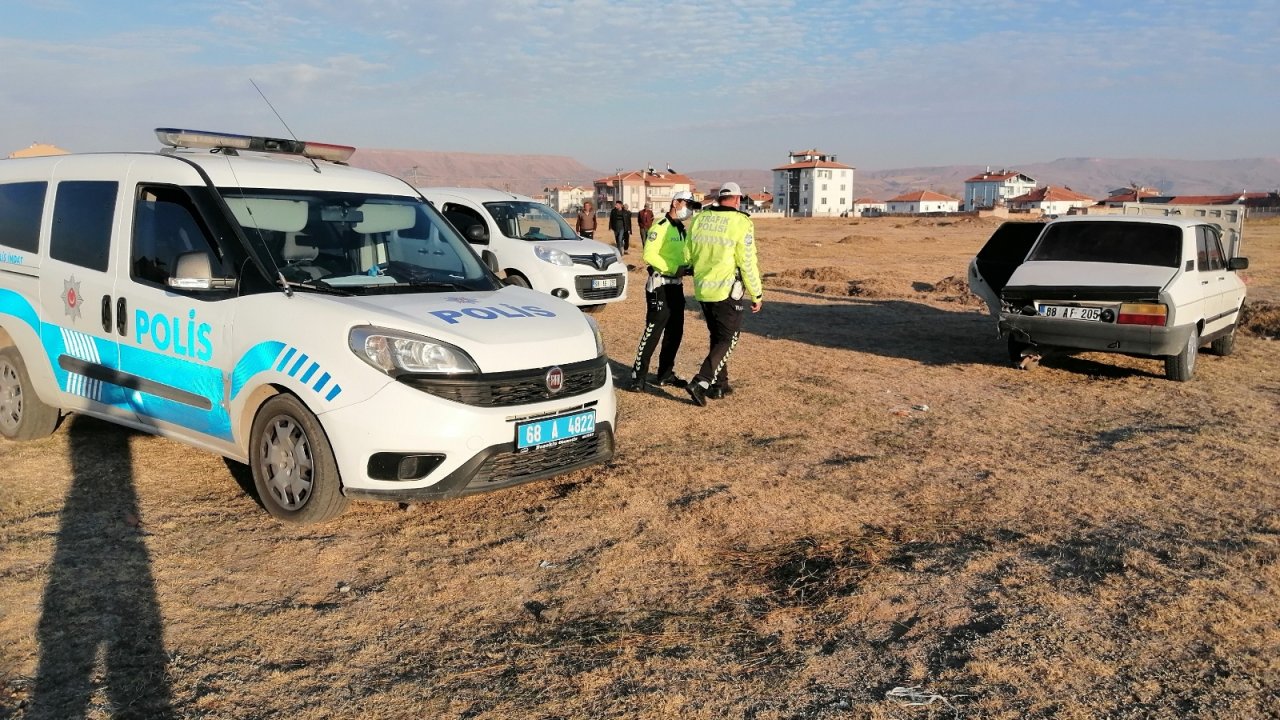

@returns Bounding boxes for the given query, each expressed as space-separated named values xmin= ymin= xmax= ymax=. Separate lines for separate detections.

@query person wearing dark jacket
xmin=609 ymin=201 xmax=632 ymax=254
xmin=637 ymin=206 xmax=655 ymax=246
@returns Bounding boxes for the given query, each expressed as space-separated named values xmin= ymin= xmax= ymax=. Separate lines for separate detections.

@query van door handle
xmin=116 ymin=297 xmax=127 ymax=336
xmin=101 ymin=295 xmax=113 ymax=333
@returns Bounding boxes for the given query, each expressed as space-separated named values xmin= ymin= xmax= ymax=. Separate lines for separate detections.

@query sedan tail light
xmin=1117 ymin=303 xmax=1168 ymax=326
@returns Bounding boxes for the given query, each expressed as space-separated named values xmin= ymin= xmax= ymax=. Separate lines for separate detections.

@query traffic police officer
xmin=683 ymin=182 xmax=763 ymax=406
xmin=628 ymin=190 xmax=700 ymax=392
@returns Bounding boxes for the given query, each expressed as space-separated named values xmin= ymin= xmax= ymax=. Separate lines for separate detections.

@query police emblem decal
xmin=62 ymin=276 xmax=83 ymax=321
xmin=545 ymin=366 xmax=564 ymax=394
xmin=446 ymin=296 xmax=479 ymax=305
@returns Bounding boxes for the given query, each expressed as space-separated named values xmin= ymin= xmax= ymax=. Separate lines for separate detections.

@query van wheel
xmin=250 ymin=394 xmax=348 ymax=523
xmin=0 ymin=347 xmax=61 ymax=441
xmin=1164 ymin=328 xmax=1199 ymax=382
xmin=1210 ymin=323 xmax=1237 ymax=356
xmin=505 ymin=272 xmax=531 ymax=288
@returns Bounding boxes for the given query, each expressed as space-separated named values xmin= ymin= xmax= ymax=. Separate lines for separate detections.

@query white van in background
xmin=418 ymin=187 xmax=627 ymax=312
xmin=0 ymin=129 xmax=617 ymax=523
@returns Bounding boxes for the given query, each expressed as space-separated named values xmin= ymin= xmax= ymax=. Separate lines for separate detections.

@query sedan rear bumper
xmin=998 ymin=314 xmax=1194 ymax=357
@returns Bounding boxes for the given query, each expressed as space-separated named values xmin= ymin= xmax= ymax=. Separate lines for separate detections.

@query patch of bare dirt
xmin=1241 ymin=299 xmax=1280 ymax=337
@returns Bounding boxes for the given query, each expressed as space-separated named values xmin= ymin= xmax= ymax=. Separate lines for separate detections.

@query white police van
xmin=0 ymin=129 xmax=616 ymax=523
xmin=418 ymin=187 xmax=626 ymax=311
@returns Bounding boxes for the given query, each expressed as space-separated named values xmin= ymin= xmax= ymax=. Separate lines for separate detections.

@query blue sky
xmin=2 ymin=0 xmax=1276 ymax=172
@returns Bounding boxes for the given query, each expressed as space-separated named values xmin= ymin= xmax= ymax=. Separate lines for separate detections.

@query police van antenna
xmin=250 ymin=78 xmax=320 ymax=173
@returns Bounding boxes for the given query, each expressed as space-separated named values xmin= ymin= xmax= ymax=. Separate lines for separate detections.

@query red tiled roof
xmin=964 ymin=170 xmax=1030 ymax=183
xmin=748 ymin=193 xmax=772 ymax=202
xmin=772 ymin=160 xmax=853 ymax=171
xmin=853 ymin=197 xmax=883 ymax=204
xmin=1167 ymin=194 xmax=1245 ymax=205
xmin=1009 ymin=186 xmax=1095 ymax=204
xmin=887 ymin=190 xmax=956 ymax=203
xmin=593 ymin=170 xmax=695 ymax=186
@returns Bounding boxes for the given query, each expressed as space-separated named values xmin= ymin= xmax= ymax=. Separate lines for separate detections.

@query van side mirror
xmin=168 ymin=251 xmax=236 ymax=291
xmin=466 ymin=224 xmax=489 ymax=245
xmin=1227 ymin=256 xmax=1249 ymax=271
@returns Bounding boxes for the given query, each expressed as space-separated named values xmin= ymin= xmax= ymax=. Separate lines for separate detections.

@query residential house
xmin=593 ymin=167 xmax=696 ymax=213
xmin=1100 ymin=186 xmax=1161 ymax=208
xmin=772 ymin=149 xmax=855 ymax=216
xmin=852 ymin=198 xmax=886 ymax=217
xmin=886 ymin=191 xmax=959 ymax=214
xmin=746 ymin=192 xmax=773 ymax=212
xmin=963 ymin=168 xmax=1036 ymax=210
xmin=544 ymin=185 xmax=591 ymax=213
xmin=1008 ymin=186 xmax=1095 ymax=216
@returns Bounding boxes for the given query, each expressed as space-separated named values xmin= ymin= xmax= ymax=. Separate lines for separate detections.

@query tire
xmin=1210 ymin=324 xmax=1237 ymax=357
xmin=0 ymin=346 xmax=61 ymax=441
xmin=1164 ymin=327 xmax=1199 ymax=382
xmin=505 ymin=272 xmax=531 ymax=288
xmin=249 ymin=393 xmax=348 ymax=523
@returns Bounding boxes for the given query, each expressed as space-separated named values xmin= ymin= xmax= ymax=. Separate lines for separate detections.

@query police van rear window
xmin=0 ymin=182 xmax=47 ymax=254
xmin=51 ymin=181 xmax=118 ymax=272
xmin=1028 ymin=221 xmax=1181 ymax=268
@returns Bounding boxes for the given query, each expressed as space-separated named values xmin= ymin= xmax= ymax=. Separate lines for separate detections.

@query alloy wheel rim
xmin=259 ymin=415 xmax=314 ymax=510
xmin=0 ymin=360 xmax=22 ymax=434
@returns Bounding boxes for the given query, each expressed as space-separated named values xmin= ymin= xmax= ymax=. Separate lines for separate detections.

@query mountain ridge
xmin=347 ymin=148 xmax=1280 ymax=202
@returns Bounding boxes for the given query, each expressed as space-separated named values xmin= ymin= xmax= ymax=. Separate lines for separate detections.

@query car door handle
xmin=101 ymin=295 xmax=113 ymax=334
xmin=116 ymin=297 xmax=127 ymax=336
xmin=1201 ymin=280 xmax=1209 ymax=285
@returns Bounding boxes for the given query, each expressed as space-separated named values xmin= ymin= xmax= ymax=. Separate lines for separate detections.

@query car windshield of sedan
xmin=1028 ymin=221 xmax=1182 ymax=268
xmin=482 ymin=201 xmax=579 ymax=241
xmin=223 ymin=189 xmax=500 ymax=294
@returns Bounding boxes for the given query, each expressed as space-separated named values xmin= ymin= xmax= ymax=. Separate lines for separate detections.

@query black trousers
xmin=694 ymin=298 xmax=745 ymax=388
xmin=632 ymin=283 xmax=685 ymax=380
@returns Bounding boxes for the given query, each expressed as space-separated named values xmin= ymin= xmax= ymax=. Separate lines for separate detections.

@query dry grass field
xmin=2 ymin=216 xmax=1279 ymax=719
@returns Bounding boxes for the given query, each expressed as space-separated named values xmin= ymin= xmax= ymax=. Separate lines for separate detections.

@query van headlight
xmin=584 ymin=315 xmax=606 ymax=357
xmin=534 ymin=245 xmax=573 ymax=267
xmin=349 ymin=326 xmax=478 ymax=376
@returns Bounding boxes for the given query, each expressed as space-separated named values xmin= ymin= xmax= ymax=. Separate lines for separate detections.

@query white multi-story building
xmin=593 ymin=169 xmax=696 ymax=213
xmin=886 ymin=191 xmax=959 ymax=214
xmin=772 ymin=149 xmax=855 ymax=216
xmin=963 ymin=168 xmax=1036 ymax=210
xmin=544 ymin=185 xmax=592 ymax=213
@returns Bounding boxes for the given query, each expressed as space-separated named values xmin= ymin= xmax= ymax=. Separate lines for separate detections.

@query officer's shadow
xmin=28 ymin=416 xmax=176 ymax=719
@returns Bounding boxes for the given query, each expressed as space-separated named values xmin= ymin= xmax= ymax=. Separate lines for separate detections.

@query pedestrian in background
xmin=609 ymin=201 xmax=629 ymax=253
xmin=637 ymin=205 xmax=655 ymax=247
xmin=627 ymin=191 xmax=700 ymax=392
xmin=576 ymin=200 xmax=597 ymax=239
xmin=683 ymin=182 xmax=763 ymax=406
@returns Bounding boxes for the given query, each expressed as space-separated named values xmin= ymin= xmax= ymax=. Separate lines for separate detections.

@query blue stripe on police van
xmin=275 ymin=347 xmax=297 ymax=372
xmin=231 ymin=340 xmax=286 ymax=400
xmin=230 ymin=341 xmax=343 ymax=404
xmin=288 ymin=353 xmax=309 ymax=377
xmin=299 ymin=362 xmax=319 ymax=383
xmin=0 ymin=289 xmax=39 ymax=332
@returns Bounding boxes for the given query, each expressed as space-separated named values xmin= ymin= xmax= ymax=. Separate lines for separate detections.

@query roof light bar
xmin=154 ymin=128 xmax=355 ymax=163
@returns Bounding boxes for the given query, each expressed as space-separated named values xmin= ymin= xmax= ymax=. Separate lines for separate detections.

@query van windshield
xmin=1028 ymin=221 xmax=1182 ymax=268
xmin=221 ymin=189 xmax=500 ymax=294
xmin=482 ymin=201 xmax=579 ymax=241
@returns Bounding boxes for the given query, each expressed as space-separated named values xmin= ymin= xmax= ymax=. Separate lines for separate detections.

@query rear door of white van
xmin=38 ymin=169 xmax=136 ymax=423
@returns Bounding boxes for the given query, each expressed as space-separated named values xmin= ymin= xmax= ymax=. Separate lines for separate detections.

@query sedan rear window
xmin=1028 ymin=221 xmax=1181 ymax=268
